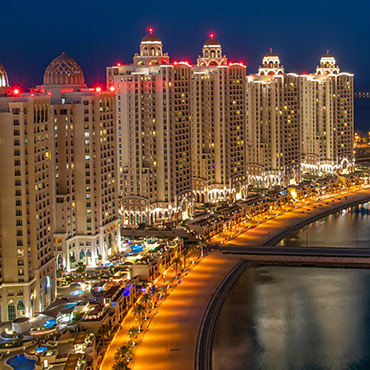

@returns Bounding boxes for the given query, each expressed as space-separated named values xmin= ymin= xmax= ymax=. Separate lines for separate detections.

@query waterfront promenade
xmin=132 ymin=253 xmax=239 ymax=370
xmin=224 ymin=187 xmax=370 ymax=247
xmin=117 ymin=187 xmax=370 ymax=370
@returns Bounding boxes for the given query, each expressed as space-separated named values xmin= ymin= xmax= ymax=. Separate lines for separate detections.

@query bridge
xmin=215 ymin=245 xmax=370 ymax=268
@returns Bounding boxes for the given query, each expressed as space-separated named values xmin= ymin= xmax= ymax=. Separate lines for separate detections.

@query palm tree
xmin=171 ymin=256 xmax=182 ymax=277
xmin=198 ymin=237 xmax=207 ymax=257
xmin=188 ymin=244 xmax=199 ymax=263
xmin=76 ymin=262 xmax=86 ymax=277
xmin=111 ymin=359 xmax=130 ymax=370
xmin=114 ymin=343 xmax=133 ymax=362
xmin=157 ymin=286 xmax=167 ymax=299
xmin=132 ymin=303 xmax=145 ymax=332
xmin=148 ymin=285 xmax=158 ymax=308
xmin=128 ymin=326 xmax=139 ymax=344
xmin=181 ymin=248 xmax=190 ymax=271
xmin=140 ymin=293 xmax=152 ymax=320
xmin=97 ymin=324 xmax=110 ymax=347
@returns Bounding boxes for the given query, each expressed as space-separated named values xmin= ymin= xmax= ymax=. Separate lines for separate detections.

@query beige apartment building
xmin=300 ymin=53 xmax=354 ymax=174
xmin=191 ymin=35 xmax=247 ymax=204
xmin=107 ymin=30 xmax=193 ymax=225
xmin=246 ymin=51 xmax=354 ymax=188
xmin=43 ymin=54 xmax=120 ymax=269
xmin=0 ymin=64 xmax=56 ymax=321
xmin=246 ymin=51 xmax=301 ymax=188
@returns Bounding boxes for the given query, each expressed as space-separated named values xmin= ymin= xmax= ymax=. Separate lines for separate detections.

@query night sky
xmin=1 ymin=0 xmax=368 ymax=91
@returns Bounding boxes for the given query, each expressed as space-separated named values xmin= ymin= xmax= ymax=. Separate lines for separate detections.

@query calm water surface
xmin=212 ymin=203 xmax=370 ymax=370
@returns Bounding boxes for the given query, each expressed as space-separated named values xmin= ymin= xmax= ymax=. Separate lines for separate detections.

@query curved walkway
xmin=227 ymin=187 xmax=370 ymax=247
xmin=131 ymin=187 xmax=370 ymax=370
xmin=132 ymin=253 xmax=240 ymax=370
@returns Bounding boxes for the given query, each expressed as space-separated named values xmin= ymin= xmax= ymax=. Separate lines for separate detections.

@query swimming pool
xmin=65 ymin=302 xmax=78 ymax=308
xmin=35 ymin=346 xmax=47 ymax=353
xmin=125 ymin=243 xmax=144 ymax=257
xmin=6 ymin=354 xmax=35 ymax=370
xmin=44 ymin=318 xmax=56 ymax=328
xmin=71 ymin=290 xmax=83 ymax=296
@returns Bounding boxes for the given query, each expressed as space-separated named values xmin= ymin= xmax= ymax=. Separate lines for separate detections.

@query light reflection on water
xmin=278 ymin=203 xmax=370 ymax=249
xmin=212 ymin=203 xmax=370 ymax=370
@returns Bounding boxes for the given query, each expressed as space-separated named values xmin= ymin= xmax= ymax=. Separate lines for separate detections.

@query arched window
xmin=79 ymin=249 xmax=85 ymax=261
xmin=57 ymin=255 xmax=63 ymax=269
xmin=17 ymin=300 xmax=25 ymax=317
xmin=8 ymin=301 xmax=16 ymax=321
xmin=86 ymin=249 xmax=92 ymax=265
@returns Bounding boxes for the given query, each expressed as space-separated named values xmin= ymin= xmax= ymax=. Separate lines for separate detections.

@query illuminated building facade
xmin=246 ymin=51 xmax=354 ymax=187
xmin=43 ymin=54 xmax=120 ymax=270
xmin=191 ymin=35 xmax=247 ymax=204
xmin=0 ymin=63 xmax=56 ymax=320
xmin=246 ymin=51 xmax=301 ymax=187
xmin=107 ymin=30 xmax=193 ymax=225
xmin=300 ymin=53 xmax=354 ymax=174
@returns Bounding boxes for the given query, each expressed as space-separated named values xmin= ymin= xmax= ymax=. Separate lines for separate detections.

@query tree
xmin=140 ymin=293 xmax=152 ymax=320
xmin=114 ymin=343 xmax=133 ymax=363
xmin=132 ymin=303 xmax=146 ymax=332
xmin=171 ymin=256 xmax=182 ymax=277
xmin=111 ymin=359 xmax=130 ymax=370
xmin=188 ymin=244 xmax=199 ymax=263
xmin=181 ymin=248 xmax=190 ymax=271
xmin=158 ymin=286 xmax=167 ymax=299
xmin=148 ymin=285 xmax=158 ymax=308
xmin=128 ymin=326 xmax=139 ymax=344
xmin=76 ymin=262 xmax=86 ymax=277
xmin=69 ymin=255 xmax=76 ymax=268
xmin=97 ymin=324 xmax=110 ymax=347
xmin=198 ymin=237 xmax=207 ymax=257
xmin=16 ymin=334 xmax=24 ymax=347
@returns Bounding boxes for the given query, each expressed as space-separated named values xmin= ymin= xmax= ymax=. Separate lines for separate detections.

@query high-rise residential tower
xmin=300 ymin=52 xmax=354 ymax=174
xmin=43 ymin=54 xmax=120 ymax=269
xmin=107 ymin=29 xmax=193 ymax=225
xmin=191 ymin=34 xmax=247 ymax=204
xmin=246 ymin=51 xmax=301 ymax=188
xmin=0 ymin=62 xmax=56 ymax=321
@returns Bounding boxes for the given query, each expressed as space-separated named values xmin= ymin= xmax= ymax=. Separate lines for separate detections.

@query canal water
xmin=212 ymin=203 xmax=370 ymax=370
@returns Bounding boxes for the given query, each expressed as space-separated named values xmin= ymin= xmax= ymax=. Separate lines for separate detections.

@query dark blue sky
xmin=1 ymin=0 xmax=369 ymax=90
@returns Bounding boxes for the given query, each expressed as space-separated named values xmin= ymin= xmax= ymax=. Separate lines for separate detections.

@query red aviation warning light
xmin=109 ymin=86 xmax=115 ymax=92
xmin=47 ymin=91 xmax=52 ymax=96
xmin=209 ymin=33 xmax=215 ymax=39
xmin=148 ymin=27 xmax=154 ymax=34
xmin=13 ymin=88 xmax=20 ymax=95
xmin=96 ymin=87 xmax=102 ymax=93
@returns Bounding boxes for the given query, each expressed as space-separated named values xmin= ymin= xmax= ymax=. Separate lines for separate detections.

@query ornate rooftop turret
xmin=258 ymin=49 xmax=284 ymax=76
xmin=134 ymin=28 xmax=170 ymax=66
xmin=316 ymin=50 xmax=340 ymax=75
xmin=197 ymin=33 xmax=227 ymax=67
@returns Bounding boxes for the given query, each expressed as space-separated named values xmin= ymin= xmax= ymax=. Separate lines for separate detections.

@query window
xmin=8 ymin=302 xmax=16 ymax=321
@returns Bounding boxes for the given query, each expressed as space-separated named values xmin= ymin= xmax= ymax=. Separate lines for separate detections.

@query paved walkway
xmin=226 ymin=187 xmax=370 ymax=247
xmin=103 ymin=186 xmax=370 ymax=370
xmin=132 ymin=253 xmax=239 ymax=370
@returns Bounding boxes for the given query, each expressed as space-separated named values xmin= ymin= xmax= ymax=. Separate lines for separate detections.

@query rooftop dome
xmin=0 ymin=61 xmax=9 ymax=88
xmin=141 ymin=34 xmax=162 ymax=43
xmin=321 ymin=53 xmax=335 ymax=59
xmin=204 ymin=38 xmax=221 ymax=46
xmin=43 ymin=53 xmax=85 ymax=86
xmin=264 ymin=51 xmax=279 ymax=58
